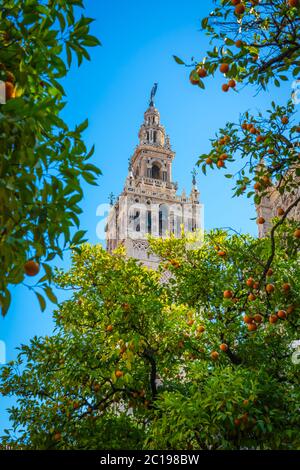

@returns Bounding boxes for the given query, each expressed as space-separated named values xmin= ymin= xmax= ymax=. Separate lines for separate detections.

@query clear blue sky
xmin=0 ymin=0 xmax=292 ymax=433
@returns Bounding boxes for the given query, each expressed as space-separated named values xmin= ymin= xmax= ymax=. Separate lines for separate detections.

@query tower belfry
xmin=106 ymin=86 xmax=203 ymax=268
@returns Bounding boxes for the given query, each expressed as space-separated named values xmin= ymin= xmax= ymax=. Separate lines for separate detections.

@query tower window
xmin=152 ymin=164 xmax=160 ymax=179
xmin=147 ymin=210 xmax=152 ymax=234
xmin=153 ymin=131 xmax=157 ymax=143
xmin=162 ymin=171 xmax=167 ymax=182
xmin=159 ymin=204 xmax=168 ymax=237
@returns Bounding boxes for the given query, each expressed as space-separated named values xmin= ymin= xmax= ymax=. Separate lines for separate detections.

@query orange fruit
xmin=197 ymin=67 xmax=207 ymax=78
xmin=217 ymin=160 xmax=225 ymax=168
xmin=197 ymin=325 xmax=205 ymax=333
xmin=223 ymin=290 xmax=233 ymax=299
xmin=248 ymin=293 xmax=256 ymax=301
xmin=228 ymin=79 xmax=236 ymax=88
xmin=266 ymin=268 xmax=273 ymax=277
xmin=293 ymin=228 xmax=300 ymax=238
xmin=106 ymin=325 xmax=113 ymax=332
xmin=206 ymin=157 xmax=213 ymax=164
xmin=243 ymin=399 xmax=249 ymax=406
xmin=5 ymin=81 xmax=15 ymax=100
xmin=222 ymin=83 xmax=229 ymax=92
xmin=115 ymin=370 xmax=124 ymax=378
xmin=257 ymin=217 xmax=265 ymax=225
xmin=287 ymin=305 xmax=295 ymax=315
xmin=231 ymin=0 xmax=241 ymax=5
xmin=282 ymin=283 xmax=291 ymax=293
xmin=243 ymin=315 xmax=253 ymax=324
xmin=269 ymin=315 xmax=278 ymax=324
xmin=24 ymin=260 xmax=40 ymax=276
xmin=219 ymin=63 xmax=230 ymax=74
xmin=253 ymin=314 xmax=263 ymax=323
xmin=266 ymin=283 xmax=275 ymax=294
xmin=234 ymin=418 xmax=241 ymax=426
xmin=219 ymin=343 xmax=228 ymax=352
xmin=211 ymin=351 xmax=219 ymax=360
xmin=254 ymin=182 xmax=261 ymax=191
xmin=217 ymin=250 xmax=227 ymax=257
xmin=235 ymin=4 xmax=246 ymax=15
xmin=277 ymin=310 xmax=287 ymax=319
xmin=253 ymin=282 xmax=259 ymax=290
xmin=246 ymin=277 xmax=254 ymax=287
xmin=248 ymin=323 xmax=257 ymax=331
xmin=53 ymin=432 xmax=61 ymax=441
xmin=235 ymin=40 xmax=244 ymax=48
xmin=190 ymin=72 xmax=199 ymax=85
xmin=187 ymin=319 xmax=195 ymax=326
xmin=288 ymin=0 xmax=298 ymax=8
xmin=281 ymin=116 xmax=289 ymax=124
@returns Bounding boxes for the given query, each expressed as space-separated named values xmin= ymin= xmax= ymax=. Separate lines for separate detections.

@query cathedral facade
xmin=106 ymin=90 xmax=203 ymax=268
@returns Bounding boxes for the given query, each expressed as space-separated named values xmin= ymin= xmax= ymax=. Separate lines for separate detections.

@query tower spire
xmin=149 ymin=82 xmax=158 ymax=107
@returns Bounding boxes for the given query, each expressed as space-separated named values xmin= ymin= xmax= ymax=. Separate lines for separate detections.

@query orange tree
xmin=0 ymin=237 xmax=299 ymax=450
xmin=0 ymin=0 xmax=101 ymax=315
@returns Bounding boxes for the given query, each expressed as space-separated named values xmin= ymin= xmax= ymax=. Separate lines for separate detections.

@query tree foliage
xmin=0 ymin=0 xmax=101 ymax=315
xmin=0 ymin=237 xmax=299 ymax=450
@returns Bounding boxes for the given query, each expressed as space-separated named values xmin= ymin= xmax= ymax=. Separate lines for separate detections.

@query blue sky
xmin=0 ymin=0 xmax=292 ymax=433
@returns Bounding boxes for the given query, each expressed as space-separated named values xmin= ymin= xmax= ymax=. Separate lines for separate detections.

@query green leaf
xmin=173 ymin=55 xmax=185 ymax=65
xmin=35 ymin=292 xmax=46 ymax=312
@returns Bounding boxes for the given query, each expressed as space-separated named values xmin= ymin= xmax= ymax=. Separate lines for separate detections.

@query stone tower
xmin=256 ymin=169 xmax=300 ymax=238
xmin=106 ymin=87 xmax=203 ymax=268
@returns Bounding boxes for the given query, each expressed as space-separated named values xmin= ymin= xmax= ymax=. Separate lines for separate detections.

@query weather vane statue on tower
xmin=149 ymin=82 xmax=158 ymax=107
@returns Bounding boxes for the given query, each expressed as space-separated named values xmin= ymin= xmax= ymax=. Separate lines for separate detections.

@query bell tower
xmin=106 ymin=85 xmax=203 ymax=268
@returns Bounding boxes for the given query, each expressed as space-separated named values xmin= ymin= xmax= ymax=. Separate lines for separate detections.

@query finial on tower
xmin=191 ymin=168 xmax=198 ymax=189
xmin=149 ymin=82 xmax=158 ymax=107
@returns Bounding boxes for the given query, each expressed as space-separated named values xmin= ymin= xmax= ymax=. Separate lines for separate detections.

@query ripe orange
xmin=217 ymin=160 xmax=225 ymax=168
xmin=5 ymin=81 xmax=15 ymax=100
xmin=211 ymin=351 xmax=219 ymax=360
xmin=250 ymin=127 xmax=257 ymax=134
xmin=187 ymin=319 xmax=195 ymax=326
xmin=231 ymin=0 xmax=241 ymax=5
xmin=262 ymin=175 xmax=271 ymax=186
xmin=197 ymin=67 xmax=207 ymax=78
xmin=53 ymin=432 xmax=61 ymax=441
xmin=219 ymin=343 xmax=228 ymax=352
xmin=266 ymin=284 xmax=275 ymax=294
xmin=243 ymin=315 xmax=253 ymax=324
xmin=220 ymin=63 xmax=230 ymax=74
xmin=287 ymin=305 xmax=295 ymax=314
xmin=219 ymin=153 xmax=228 ymax=161
xmin=243 ymin=399 xmax=249 ymax=406
xmin=24 ymin=260 xmax=40 ymax=276
xmin=269 ymin=315 xmax=278 ymax=324
xmin=288 ymin=0 xmax=298 ymax=8
xmin=115 ymin=370 xmax=124 ymax=378
xmin=257 ymin=217 xmax=265 ymax=225
xmin=252 ymin=54 xmax=259 ymax=61
xmin=256 ymin=135 xmax=265 ymax=143
xmin=197 ymin=325 xmax=205 ymax=333
xmin=217 ymin=250 xmax=227 ymax=257
xmin=268 ymin=148 xmax=275 ymax=154
xmin=281 ymin=116 xmax=289 ymax=125
xmin=228 ymin=79 xmax=236 ymax=88
xmin=253 ymin=281 xmax=259 ymax=290
xmin=248 ymin=323 xmax=257 ymax=331
xmin=222 ymin=83 xmax=229 ymax=92
xmin=234 ymin=418 xmax=241 ymax=427
xmin=73 ymin=402 xmax=79 ymax=410
xmin=235 ymin=40 xmax=244 ymax=48
xmin=190 ymin=72 xmax=199 ymax=85
xmin=246 ymin=277 xmax=254 ymax=287
xmin=254 ymin=182 xmax=261 ymax=191
xmin=282 ymin=283 xmax=291 ymax=293
xmin=106 ymin=324 xmax=113 ymax=332
xmin=266 ymin=268 xmax=273 ymax=277
xmin=277 ymin=207 xmax=285 ymax=216
xmin=294 ymin=228 xmax=300 ymax=238
xmin=235 ymin=4 xmax=246 ymax=15
xmin=277 ymin=310 xmax=287 ymax=319
xmin=223 ymin=290 xmax=233 ymax=299
xmin=248 ymin=293 xmax=256 ymax=301
xmin=206 ymin=157 xmax=213 ymax=165
xmin=242 ymin=122 xmax=248 ymax=130
xmin=6 ymin=71 xmax=15 ymax=83
xmin=253 ymin=314 xmax=263 ymax=323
